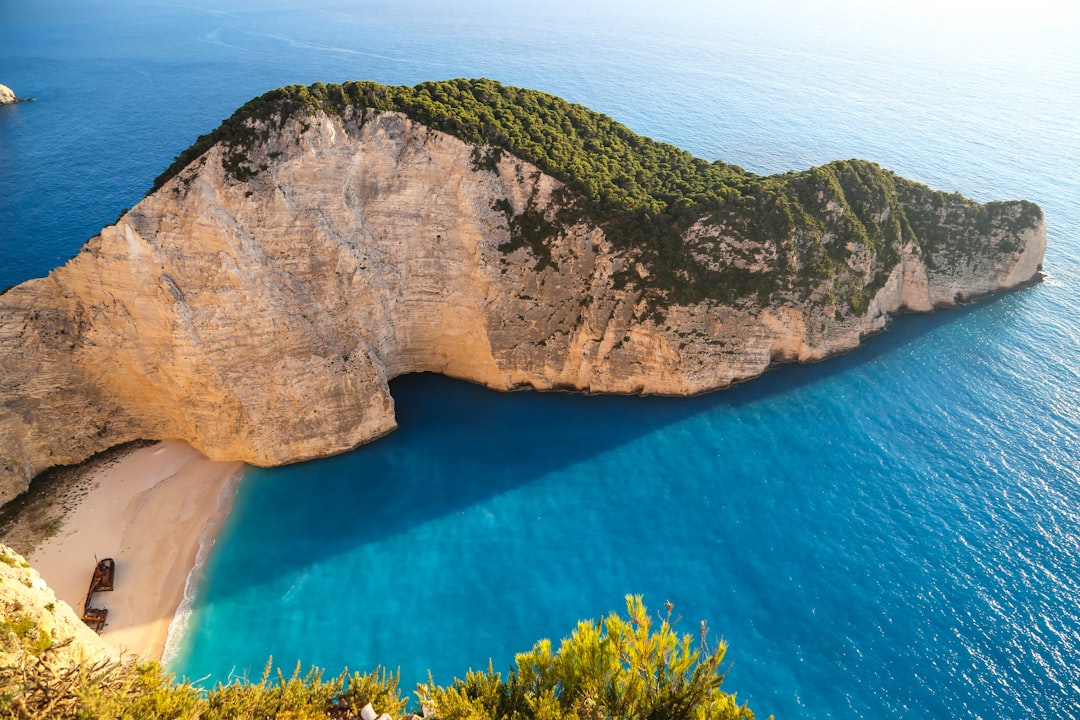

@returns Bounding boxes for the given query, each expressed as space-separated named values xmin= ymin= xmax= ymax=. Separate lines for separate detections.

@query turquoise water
xmin=3 ymin=1 xmax=1080 ymax=717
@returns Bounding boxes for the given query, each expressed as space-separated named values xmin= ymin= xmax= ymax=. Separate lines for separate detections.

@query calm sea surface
xmin=3 ymin=1 xmax=1079 ymax=717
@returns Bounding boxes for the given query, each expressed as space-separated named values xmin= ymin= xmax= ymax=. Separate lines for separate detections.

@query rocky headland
xmin=0 ymin=79 xmax=1046 ymax=503
xmin=0 ymin=84 xmax=29 ymax=105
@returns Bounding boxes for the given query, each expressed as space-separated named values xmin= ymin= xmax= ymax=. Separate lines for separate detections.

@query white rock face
xmin=0 ymin=110 xmax=1046 ymax=502
xmin=0 ymin=85 xmax=17 ymax=104
xmin=0 ymin=545 xmax=114 ymax=667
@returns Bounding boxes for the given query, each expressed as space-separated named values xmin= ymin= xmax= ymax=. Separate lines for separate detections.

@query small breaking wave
xmin=161 ymin=467 xmax=244 ymax=667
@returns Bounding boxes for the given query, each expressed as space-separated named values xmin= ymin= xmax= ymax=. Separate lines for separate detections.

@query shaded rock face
xmin=0 ymin=110 xmax=1046 ymax=502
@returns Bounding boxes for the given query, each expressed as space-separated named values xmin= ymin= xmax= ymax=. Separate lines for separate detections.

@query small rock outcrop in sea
xmin=0 ymin=80 xmax=1046 ymax=503
xmin=0 ymin=84 xmax=27 ymax=105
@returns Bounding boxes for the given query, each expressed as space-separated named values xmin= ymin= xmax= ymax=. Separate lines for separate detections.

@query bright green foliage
xmin=150 ymin=78 xmax=751 ymax=218
xmin=201 ymin=660 xmax=344 ymax=719
xmin=0 ymin=598 xmax=762 ymax=719
xmin=148 ymin=78 xmax=1040 ymax=315
xmin=338 ymin=667 xmax=409 ymax=718
xmin=74 ymin=662 xmax=205 ymax=719
xmin=0 ymin=613 xmax=52 ymax=658
xmin=417 ymin=596 xmax=757 ymax=720
xmin=2 ymin=658 xmax=356 ymax=720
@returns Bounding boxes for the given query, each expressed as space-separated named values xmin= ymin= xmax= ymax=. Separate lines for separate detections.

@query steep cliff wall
xmin=0 ymin=83 xmax=1046 ymax=502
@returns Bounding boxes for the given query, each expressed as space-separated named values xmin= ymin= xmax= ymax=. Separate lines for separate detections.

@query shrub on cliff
xmin=0 ymin=597 xmax=759 ymax=719
xmin=417 ymin=595 xmax=755 ymax=720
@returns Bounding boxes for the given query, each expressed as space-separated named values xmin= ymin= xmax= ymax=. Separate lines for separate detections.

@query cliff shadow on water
xmin=191 ymin=284 xmax=1034 ymax=608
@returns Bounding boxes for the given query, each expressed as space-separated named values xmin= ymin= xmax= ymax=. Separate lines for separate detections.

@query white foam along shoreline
xmin=161 ymin=464 xmax=243 ymax=667
xmin=27 ymin=441 xmax=245 ymax=662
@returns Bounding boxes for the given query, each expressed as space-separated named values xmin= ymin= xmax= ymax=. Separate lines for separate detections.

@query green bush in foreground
xmin=417 ymin=596 xmax=755 ymax=720
xmin=0 ymin=597 xmax=760 ymax=719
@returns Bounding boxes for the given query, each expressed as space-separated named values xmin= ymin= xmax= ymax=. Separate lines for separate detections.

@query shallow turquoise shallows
xmin=3 ymin=1 xmax=1079 ymax=717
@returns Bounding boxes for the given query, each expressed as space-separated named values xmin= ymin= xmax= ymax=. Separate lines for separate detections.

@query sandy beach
xmin=26 ymin=441 xmax=243 ymax=662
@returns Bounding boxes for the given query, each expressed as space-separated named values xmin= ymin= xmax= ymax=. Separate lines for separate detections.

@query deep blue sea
xmin=3 ymin=1 xmax=1080 ymax=717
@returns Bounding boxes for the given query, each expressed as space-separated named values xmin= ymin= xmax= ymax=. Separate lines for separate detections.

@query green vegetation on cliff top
xmin=151 ymin=79 xmax=1041 ymax=314
xmin=1 ymin=597 xmax=759 ymax=720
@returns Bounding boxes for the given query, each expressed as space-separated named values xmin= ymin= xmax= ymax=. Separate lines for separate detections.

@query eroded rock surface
xmin=0 ymin=545 xmax=114 ymax=667
xmin=0 ymin=108 xmax=1045 ymax=502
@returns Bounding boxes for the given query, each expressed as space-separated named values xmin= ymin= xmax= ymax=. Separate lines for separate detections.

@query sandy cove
xmin=27 ymin=441 xmax=243 ymax=662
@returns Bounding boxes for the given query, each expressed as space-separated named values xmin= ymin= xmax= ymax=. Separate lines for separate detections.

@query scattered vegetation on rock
xmin=149 ymin=79 xmax=1041 ymax=316
xmin=0 ymin=546 xmax=115 ymax=677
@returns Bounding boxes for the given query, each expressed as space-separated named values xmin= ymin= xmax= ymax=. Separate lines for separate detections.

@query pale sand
xmin=28 ymin=441 xmax=244 ymax=662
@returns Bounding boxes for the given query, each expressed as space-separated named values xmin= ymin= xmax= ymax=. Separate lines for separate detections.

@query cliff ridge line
xmin=0 ymin=80 xmax=1046 ymax=502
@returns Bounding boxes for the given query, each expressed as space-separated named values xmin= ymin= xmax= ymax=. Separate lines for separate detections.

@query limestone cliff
xmin=0 ymin=545 xmax=113 ymax=667
xmin=0 ymin=80 xmax=1045 ymax=502
xmin=0 ymin=85 xmax=28 ymax=105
